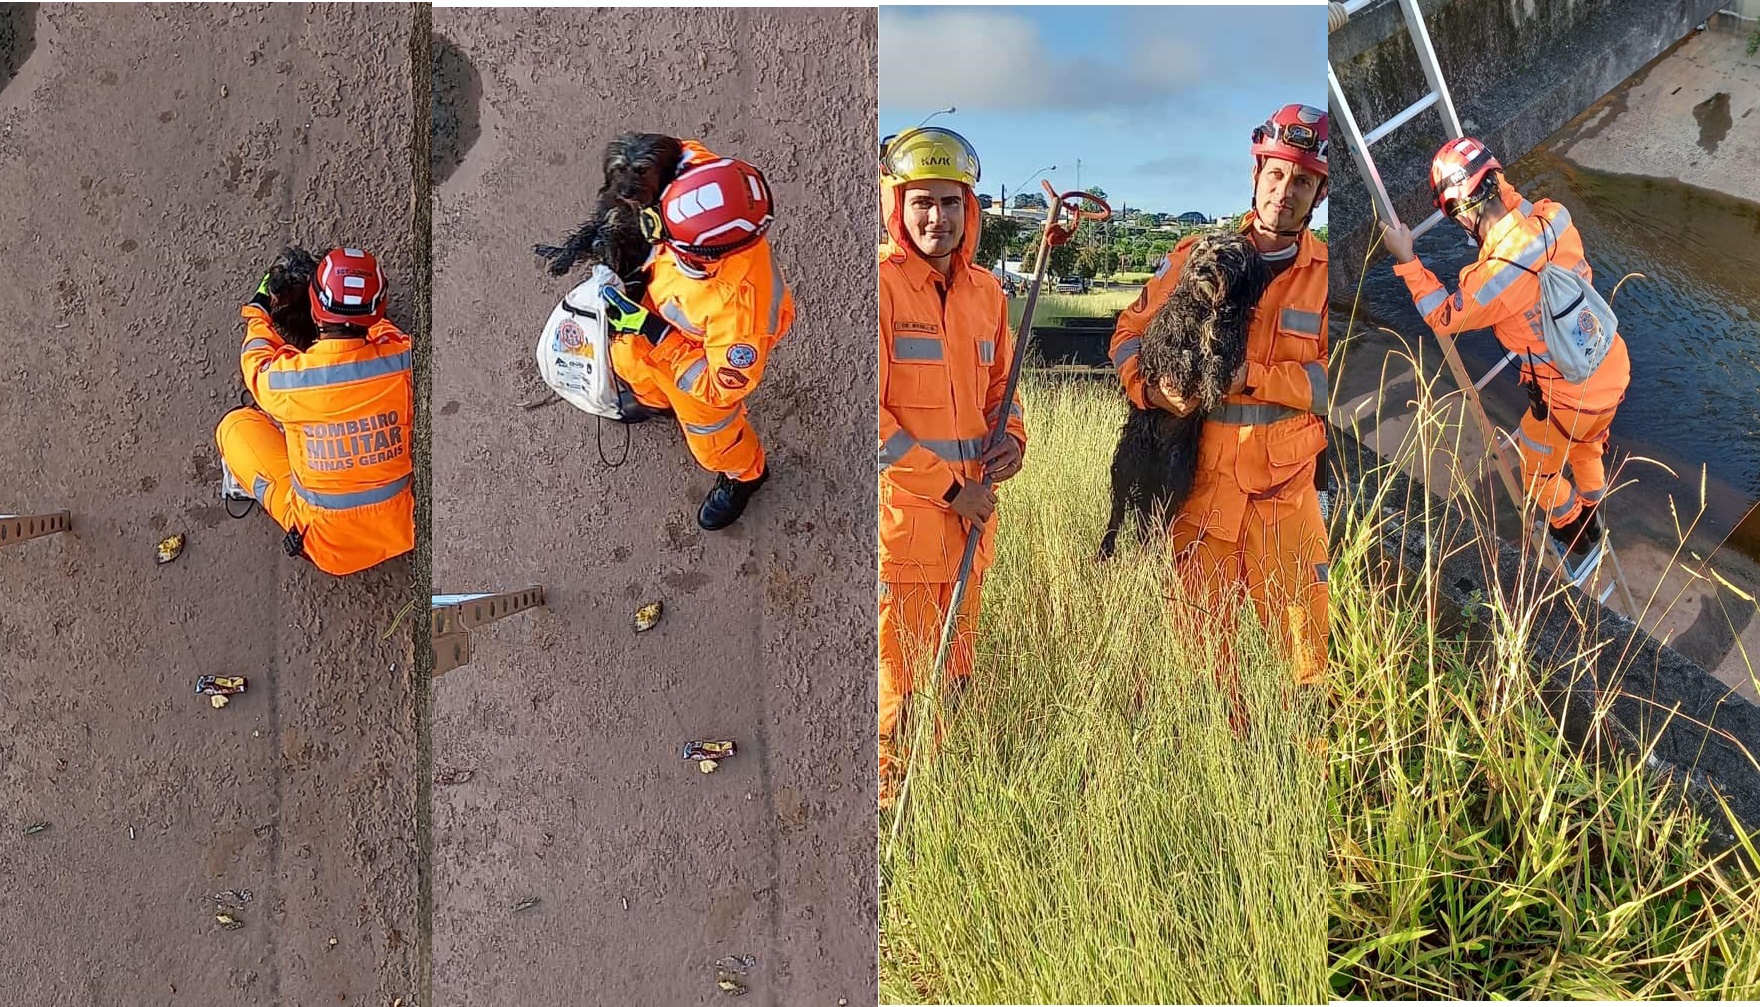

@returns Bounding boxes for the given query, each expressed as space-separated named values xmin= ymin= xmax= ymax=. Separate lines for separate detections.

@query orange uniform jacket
xmin=240 ymin=305 xmax=415 ymax=575
xmin=640 ymin=239 xmax=794 ymax=411
xmin=1392 ymin=179 xmax=1630 ymax=413
xmin=1109 ymin=221 xmax=1330 ymax=540
xmin=878 ymin=177 xmax=1028 ymax=584
xmin=633 ymin=139 xmax=795 ymax=415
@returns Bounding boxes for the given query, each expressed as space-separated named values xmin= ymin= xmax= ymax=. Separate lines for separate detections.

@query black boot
xmin=1549 ymin=504 xmax=1602 ymax=558
xmin=698 ymin=467 xmax=770 ymax=531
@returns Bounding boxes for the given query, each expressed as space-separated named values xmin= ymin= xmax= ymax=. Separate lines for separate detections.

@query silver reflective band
xmin=252 ymin=475 xmax=271 ymax=506
xmin=879 ymin=429 xmax=916 ymax=469
xmin=677 ymin=358 xmax=708 ymax=391
xmin=1210 ymin=402 xmax=1304 ymax=425
xmin=1315 ymin=562 xmax=1329 ymax=584
xmin=765 ymin=258 xmax=786 ymax=334
xmin=1415 ymin=288 xmax=1447 ymax=316
xmin=1580 ymin=486 xmax=1606 ymax=503
xmin=266 ymin=351 xmax=410 ymax=390
xmin=291 ymin=473 xmax=411 ymax=510
xmin=1304 ymin=362 xmax=1330 ymax=414
xmin=894 ymin=337 xmax=945 ymax=361
xmin=1475 ymin=207 xmax=1572 ymax=305
xmin=1517 ymin=430 xmax=1553 ymax=456
xmin=921 ymin=437 xmax=985 ymax=462
xmin=1280 ymin=308 xmax=1322 ymax=335
xmin=685 ymin=409 xmax=743 ymax=436
xmin=1111 ymin=337 xmax=1141 ymax=368
xmin=243 ymin=338 xmax=277 ymax=354
xmin=979 ymin=340 xmax=996 ymax=366
xmin=1550 ymin=492 xmax=1577 ymax=519
xmin=660 ymin=300 xmax=704 ymax=335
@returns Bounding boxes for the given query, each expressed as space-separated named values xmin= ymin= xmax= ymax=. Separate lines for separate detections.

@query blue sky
xmin=879 ymin=6 xmax=1328 ymax=225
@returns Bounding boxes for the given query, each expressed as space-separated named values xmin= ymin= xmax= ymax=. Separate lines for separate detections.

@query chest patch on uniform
xmin=727 ymin=343 xmax=758 ymax=369
xmin=895 ymin=320 xmax=939 ymax=335
xmin=716 ymin=366 xmax=750 ymax=390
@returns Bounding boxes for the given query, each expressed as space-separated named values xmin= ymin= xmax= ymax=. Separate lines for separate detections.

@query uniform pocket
xmin=1271 ymin=306 xmax=1325 ymax=365
xmin=886 ymin=336 xmax=950 ymax=410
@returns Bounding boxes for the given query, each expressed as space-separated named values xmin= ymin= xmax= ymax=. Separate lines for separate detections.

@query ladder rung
xmin=1342 ymin=0 xmax=1379 ymax=14
xmin=1410 ymin=208 xmax=1447 ymax=240
xmin=1363 ymin=91 xmax=1438 ymax=146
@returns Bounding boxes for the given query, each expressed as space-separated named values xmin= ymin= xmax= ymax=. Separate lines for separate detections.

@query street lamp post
xmin=997 ymin=165 xmax=1056 ymax=289
xmin=916 ymin=106 xmax=956 ymax=128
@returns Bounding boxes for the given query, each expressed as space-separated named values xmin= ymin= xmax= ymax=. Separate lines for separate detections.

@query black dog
xmin=532 ymin=133 xmax=686 ymax=292
xmin=264 ymin=245 xmax=319 ymax=351
xmin=1098 ymin=234 xmax=1273 ymax=559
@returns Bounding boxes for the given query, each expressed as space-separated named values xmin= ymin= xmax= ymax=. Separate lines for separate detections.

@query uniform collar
xmin=1481 ymin=203 xmax=1531 ymax=256
xmin=895 ymin=244 xmax=956 ymax=293
xmin=1240 ymin=210 xmax=1326 ymax=268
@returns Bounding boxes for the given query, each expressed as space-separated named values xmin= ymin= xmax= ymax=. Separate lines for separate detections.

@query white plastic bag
xmin=535 ymin=264 xmax=629 ymax=420
xmin=1530 ymin=260 xmax=1616 ymax=385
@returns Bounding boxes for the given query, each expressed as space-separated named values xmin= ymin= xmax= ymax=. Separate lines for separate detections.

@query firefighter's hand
xmin=982 ymin=434 xmax=1023 ymax=483
xmin=1149 ymin=376 xmax=1198 ymax=417
xmin=1227 ymin=360 xmax=1249 ymax=396
xmin=1380 ymin=220 xmax=1416 ymax=264
xmin=948 ymin=480 xmax=997 ymax=527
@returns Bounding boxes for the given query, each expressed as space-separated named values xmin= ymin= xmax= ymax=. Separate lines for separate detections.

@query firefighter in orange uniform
xmin=1381 ymin=136 xmax=1630 ymax=576
xmin=877 ymin=127 xmax=1027 ymax=804
xmin=1109 ymin=104 xmax=1332 ymax=685
xmin=600 ymin=154 xmax=795 ymax=530
xmin=217 ymin=247 xmax=414 ymax=576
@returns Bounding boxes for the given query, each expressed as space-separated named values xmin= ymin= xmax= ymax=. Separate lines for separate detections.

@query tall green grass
xmin=1328 ymin=345 xmax=1760 ymax=999
xmin=880 ymin=378 xmax=1328 ymax=1004
xmin=1008 ymin=289 xmax=1140 ymax=329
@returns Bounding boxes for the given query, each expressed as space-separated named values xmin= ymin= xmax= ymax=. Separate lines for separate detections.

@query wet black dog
xmin=1098 ymin=234 xmax=1272 ymax=559
xmin=264 ymin=245 xmax=318 ymax=351
xmin=532 ymin=133 xmax=685 ymax=292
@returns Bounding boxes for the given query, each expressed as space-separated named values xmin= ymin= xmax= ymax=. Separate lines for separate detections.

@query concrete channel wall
xmin=1333 ymin=424 xmax=1760 ymax=850
xmin=1329 ymin=0 xmax=1728 ymax=298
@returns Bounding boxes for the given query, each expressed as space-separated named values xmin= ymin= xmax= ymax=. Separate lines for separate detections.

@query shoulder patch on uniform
xmin=716 ymin=367 xmax=750 ymax=390
xmin=1130 ymin=288 xmax=1149 ymax=313
xmin=1152 ymin=257 xmax=1172 ymax=280
xmin=727 ymin=343 xmax=758 ymax=369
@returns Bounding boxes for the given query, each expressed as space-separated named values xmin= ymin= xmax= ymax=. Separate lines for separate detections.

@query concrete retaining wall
xmin=1332 ymin=424 xmax=1760 ymax=851
xmin=1329 ymin=0 xmax=1727 ymax=298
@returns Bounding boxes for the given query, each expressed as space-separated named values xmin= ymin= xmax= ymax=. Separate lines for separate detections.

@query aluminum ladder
xmin=1328 ymin=0 xmax=1638 ymax=614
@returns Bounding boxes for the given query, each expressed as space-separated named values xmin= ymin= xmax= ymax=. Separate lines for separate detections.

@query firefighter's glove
xmin=248 ymin=272 xmax=275 ymax=313
xmin=602 ymin=286 xmax=671 ymax=343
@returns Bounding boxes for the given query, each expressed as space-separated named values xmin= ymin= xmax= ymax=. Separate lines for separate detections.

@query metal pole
xmin=430 ymin=587 xmax=546 ymax=676
xmin=0 ymin=511 xmax=71 ymax=548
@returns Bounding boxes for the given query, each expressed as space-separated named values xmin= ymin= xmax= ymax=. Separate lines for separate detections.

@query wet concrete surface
xmin=0 ymin=3 xmax=34 ymax=98
xmin=429 ymin=8 xmax=877 ymax=1006
xmin=1555 ymin=13 xmax=1760 ymax=204
xmin=0 ymin=5 xmax=421 ymax=1004
xmin=1335 ymin=15 xmax=1760 ymax=703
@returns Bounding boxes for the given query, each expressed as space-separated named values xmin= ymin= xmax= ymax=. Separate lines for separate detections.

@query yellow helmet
xmin=880 ymin=126 xmax=981 ymax=188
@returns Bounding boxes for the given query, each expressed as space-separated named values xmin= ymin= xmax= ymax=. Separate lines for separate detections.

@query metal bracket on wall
xmin=430 ymin=587 xmax=546 ymax=676
xmin=0 ymin=512 xmax=72 ymax=548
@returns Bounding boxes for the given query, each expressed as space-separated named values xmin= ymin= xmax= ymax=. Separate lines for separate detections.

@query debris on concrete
xmin=196 ymin=675 xmax=248 ymax=697
xmin=512 ymin=896 xmax=540 ymax=913
xmin=22 ymin=821 xmax=49 ymax=836
xmin=715 ymin=955 xmax=756 ymax=996
xmin=155 ymin=533 xmax=185 ymax=565
xmin=683 ymin=740 xmax=735 ymax=763
xmin=634 ymin=600 xmax=664 ymax=633
xmin=215 ymin=913 xmax=243 ymax=930
xmin=433 ymin=767 xmax=475 ymax=785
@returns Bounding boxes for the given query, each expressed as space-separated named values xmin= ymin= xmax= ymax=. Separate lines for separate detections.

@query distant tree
xmin=1021 ymin=230 xmax=1078 ymax=277
xmin=976 ymin=215 xmax=1026 ymax=270
xmin=1012 ymin=191 xmax=1049 ymax=210
xmin=1314 ymin=225 xmax=1328 ymax=243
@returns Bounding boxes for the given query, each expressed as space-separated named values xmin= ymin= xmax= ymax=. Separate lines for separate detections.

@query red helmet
xmin=645 ymin=158 xmax=774 ymax=261
xmin=309 ymin=247 xmax=386 ymax=326
xmin=1430 ymin=136 xmax=1502 ymax=216
xmin=1251 ymin=104 xmax=1329 ymax=177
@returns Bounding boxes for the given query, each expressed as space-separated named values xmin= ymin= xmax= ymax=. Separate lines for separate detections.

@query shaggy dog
xmin=532 ymin=132 xmax=686 ymax=293
xmin=264 ymin=245 xmax=318 ymax=351
xmin=1098 ymin=234 xmax=1272 ymax=559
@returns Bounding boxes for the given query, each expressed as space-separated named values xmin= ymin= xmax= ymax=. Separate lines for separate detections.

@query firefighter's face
xmin=1255 ymin=157 xmax=1324 ymax=232
xmin=902 ymin=180 xmax=965 ymax=259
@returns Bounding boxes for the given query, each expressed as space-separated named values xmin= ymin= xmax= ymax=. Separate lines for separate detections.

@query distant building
xmin=1176 ymin=211 xmax=1210 ymax=225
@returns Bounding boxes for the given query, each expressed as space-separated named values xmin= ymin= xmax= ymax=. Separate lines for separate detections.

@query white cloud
xmin=879 ymin=10 xmax=1208 ymax=112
